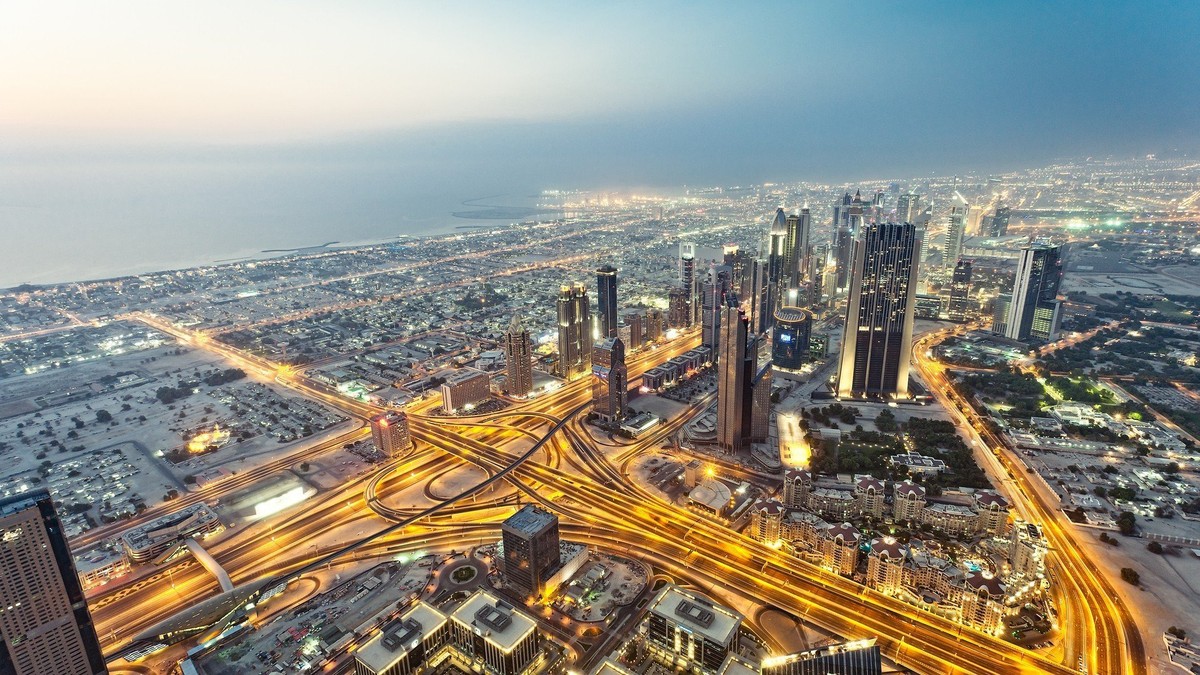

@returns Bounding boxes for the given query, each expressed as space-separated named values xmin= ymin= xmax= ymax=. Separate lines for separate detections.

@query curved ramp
xmin=184 ymin=538 xmax=233 ymax=592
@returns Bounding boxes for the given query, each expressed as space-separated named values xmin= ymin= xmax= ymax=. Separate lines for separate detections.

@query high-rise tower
xmin=947 ymin=260 xmax=974 ymax=322
xmin=592 ymin=337 xmax=627 ymax=422
xmin=555 ymin=284 xmax=591 ymax=378
xmin=501 ymin=505 xmax=560 ymax=599
xmin=895 ymin=192 xmax=920 ymax=224
xmin=995 ymin=244 xmax=1064 ymax=342
xmin=701 ymin=264 xmax=733 ymax=351
xmin=596 ymin=265 xmax=618 ymax=339
xmin=837 ymin=221 xmax=922 ymax=398
xmin=0 ymin=489 xmax=106 ymax=675
xmin=786 ymin=208 xmax=812 ymax=285
xmin=503 ymin=313 xmax=533 ymax=397
xmin=717 ymin=304 xmax=757 ymax=452
xmin=987 ymin=206 xmax=1011 ymax=237
xmin=944 ymin=192 xmax=970 ymax=270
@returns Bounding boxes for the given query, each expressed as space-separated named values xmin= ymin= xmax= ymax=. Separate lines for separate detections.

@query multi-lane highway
xmin=92 ymin=315 xmax=1145 ymax=674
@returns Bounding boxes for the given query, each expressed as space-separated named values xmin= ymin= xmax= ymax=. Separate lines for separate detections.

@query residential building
xmin=0 ymin=489 xmax=107 ymax=675
xmin=555 ymin=284 xmax=592 ymax=378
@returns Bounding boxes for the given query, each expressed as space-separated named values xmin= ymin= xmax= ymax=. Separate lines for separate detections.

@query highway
xmin=912 ymin=327 xmax=1145 ymax=674
xmin=91 ymin=314 xmax=1144 ymax=674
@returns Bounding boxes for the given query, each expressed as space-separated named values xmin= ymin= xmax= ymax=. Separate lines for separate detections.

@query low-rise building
xmin=121 ymin=503 xmax=223 ymax=563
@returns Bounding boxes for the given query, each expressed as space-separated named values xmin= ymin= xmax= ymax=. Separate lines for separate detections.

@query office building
xmin=449 ymin=591 xmax=541 ymax=675
xmin=501 ymin=505 xmax=560 ymax=599
xmin=987 ymin=206 xmax=1011 ymax=237
xmin=596 ymin=265 xmax=619 ymax=339
xmin=832 ymin=192 xmax=862 ymax=292
xmin=943 ymin=192 xmax=970 ymax=271
xmin=996 ymin=244 xmax=1064 ymax=343
xmin=947 ymin=260 xmax=974 ymax=322
xmin=767 ymin=209 xmax=788 ymax=307
xmin=761 ymin=640 xmax=883 ymax=675
xmin=771 ymin=306 xmax=811 ymax=371
xmin=717 ymin=305 xmax=753 ymax=452
xmin=371 ymin=410 xmax=412 ymax=458
xmin=0 ymin=489 xmax=106 ymax=675
xmin=642 ymin=585 xmax=743 ymax=675
xmin=895 ymin=191 xmax=920 ymax=224
xmin=503 ymin=313 xmax=533 ymax=397
xmin=785 ymin=209 xmax=812 ymax=285
xmin=668 ymin=287 xmax=692 ymax=329
xmin=440 ymin=368 xmax=491 ymax=413
xmin=354 ymin=602 xmax=450 ymax=675
xmin=700 ymin=264 xmax=733 ymax=351
xmin=556 ymin=284 xmax=592 ymax=378
xmin=592 ymin=337 xmax=628 ymax=422
xmin=749 ymin=364 xmax=772 ymax=442
xmin=836 ymin=221 xmax=922 ymax=398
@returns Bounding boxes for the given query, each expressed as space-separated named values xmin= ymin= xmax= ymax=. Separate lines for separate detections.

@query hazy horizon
xmin=3 ymin=1 xmax=1198 ymax=286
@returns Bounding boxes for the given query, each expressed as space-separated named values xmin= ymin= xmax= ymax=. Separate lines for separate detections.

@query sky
xmin=1 ymin=1 xmax=1199 ymax=284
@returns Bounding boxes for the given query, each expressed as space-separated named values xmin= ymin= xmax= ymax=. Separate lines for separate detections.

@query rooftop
xmin=502 ymin=504 xmax=558 ymax=537
xmin=648 ymin=585 xmax=742 ymax=645
xmin=450 ymin=590 xmax=537 ymax=653
xmin=356 ymin=602 xmax=448 ymax=671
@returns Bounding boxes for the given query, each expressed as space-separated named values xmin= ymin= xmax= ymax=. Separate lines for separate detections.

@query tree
xmin=1147 ymin=541 xmax=1164 ymax=554
xmin=1116 ymin=511 xmax=1137 ymax=536
xmin=1119 ymin=568 xmax=1140 ymax=585
xmin=95 ymin=409 xmax=113 ymax=424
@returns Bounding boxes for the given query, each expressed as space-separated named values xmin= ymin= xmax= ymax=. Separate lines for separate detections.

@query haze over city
xmin=2 ymin=3 xmax=1200 ymax=675
xmin=3 ymin=1 xmax=1199 ymax=285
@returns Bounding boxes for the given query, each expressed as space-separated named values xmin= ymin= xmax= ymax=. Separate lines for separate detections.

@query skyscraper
xmin=771 ymin=306 xmax=812 ymax=371
xmin=832 ymin=192 xmax=855 ymax=292
xmin=680 ymin=253 xmax=698 ymax=326
xmin=837 ymin=221 xmax=922 ymax=399
xmin=895 ymin=191 xmax=920 ymax=224
xmin=996 ymin=244 xmax=1064 ymax=342
xmin=787 ymin=208 xmax=812 ymax=285
xmin=668 ymin=287 xmax=691 ymax=328
xmin=987 ymin=205 xmax=1011 ymax=237
xmin=943 ymin=192 xmax=970 ymax=270
xmin=0 ymin=489 xmax=106 ymax=675
xmin=947 ymin=260 xmax=974 ymax=322
xmin=592 ymin=337 xmax=627 ymax=422
xmin=503 ymin=313 xmax=533 ymax=397
xmin=371 ymin=410 xmax=412 ymax=457
xmin=555 ymin=284 xmax=591 ymax=378
xmin=717 ymin=304 xmax=754 ymax=452
xmin=596 ymin=265 xmax=619 ymax=339
xmin=501 ymin=505 xmax=560 ymax=599
xmin=749 ymin=258 xmax=772 ymax=334
xmin=700 ymin=264 xmax=733 ymax=351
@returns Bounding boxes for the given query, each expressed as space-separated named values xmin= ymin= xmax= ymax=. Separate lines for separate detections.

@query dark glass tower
xmin=947 ymin=260 xmax=974 ymax=322
xmin=555 ymin=284 xmax=591 ymax=378
xmin=596 ymin=265 xmax=618 ymax=339
xmin=0 ymin=489 xmax=106 ymax=675
xmin=837 ymin=221 xmax=922 ymax=398
xmin=501 ymin=505 xmax=560 ymax=599
xmin=998 ymin=244 xmax=1063 ymax=342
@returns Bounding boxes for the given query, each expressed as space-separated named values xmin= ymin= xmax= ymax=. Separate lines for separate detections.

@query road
xmin=913 ymin=327 xmax=1145 ymax=675
xmin=91 ymin=314 xmax=1144 ymax=674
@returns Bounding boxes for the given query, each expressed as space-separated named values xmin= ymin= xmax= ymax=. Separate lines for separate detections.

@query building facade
xmin=503 ymin=313 xmax=533 ymax=397
xmin=501 ymin=505 xmax=561 ymax=600
xmin=836 ymin=221 xmax=922 ymax=398
xmin=596 ymin=265 xmax=619 ymax=340
xmin=771 ymin=307 xmax=811 ymax=371
xmin=556 ymin=284 xmax=592 ymax=378
xmin=996 ymin=244 xmax=1063 ymax=343
xmin=441 ymin=368 xmax=491 ymax=413
xmin=947 ymin=260 xmax=974 ymax=322
xmin=0 ymin=490 xmax=107 ymax=675
xmin=592 ymin=337 xmax=628 ymax=423
xmin=371 ymin=410 xmax=412 ymax=458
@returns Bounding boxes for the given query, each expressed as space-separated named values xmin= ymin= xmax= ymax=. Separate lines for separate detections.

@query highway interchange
xmin=89 ymin=315 xmax=1143 ymax=674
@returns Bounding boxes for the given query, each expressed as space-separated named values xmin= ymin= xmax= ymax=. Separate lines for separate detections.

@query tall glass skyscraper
xmin=596 ymin=265 xmax=619 ymax=339
xmin=996 ymin=244 xmax=1063 ymax=342
xmin=556 ymin=283 xmax=592 ymax=378
xmin=837 ymin=221 xmax=922 ymax=398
